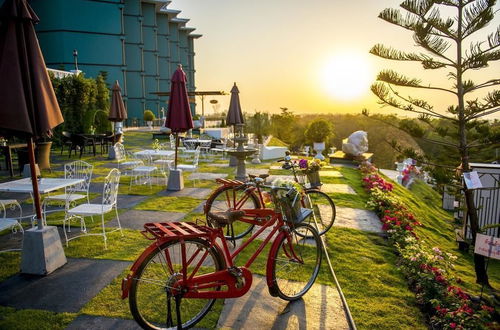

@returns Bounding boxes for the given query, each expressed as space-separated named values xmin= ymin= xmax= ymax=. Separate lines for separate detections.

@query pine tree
xmin=370 ymin=0 xmax=500 ymax=285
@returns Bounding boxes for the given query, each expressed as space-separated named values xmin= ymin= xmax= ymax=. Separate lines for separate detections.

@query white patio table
xmin=0 ymin=177 xmax=85 ymax=194
xmin=134 ymin=149 xmax=174 ymax=159
xmin=0 ymin=178 xmax=85 ymax=224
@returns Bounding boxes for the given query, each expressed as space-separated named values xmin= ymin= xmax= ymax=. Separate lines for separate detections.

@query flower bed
xmin=359 ymin=161 xmax=496 ymax=329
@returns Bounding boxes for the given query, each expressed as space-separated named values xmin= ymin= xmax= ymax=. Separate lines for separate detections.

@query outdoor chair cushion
xmin=120 ymin=160 xmax=142 ymax=168
xmin=0 ymin=218 xmax=21 ymax=232
xmin=44 ymin=193 xmax=87 ymax=202
xmin=68 ymin=204 xmax=113 ymax=216
xmin=177 ymin=164 xmax=197 ymax=171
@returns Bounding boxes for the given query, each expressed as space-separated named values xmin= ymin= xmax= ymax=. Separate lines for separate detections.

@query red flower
xmin=450 ymin=323 xmax=457 ymax=329
xmin=481 ymin=305 xmax=494 ymax=313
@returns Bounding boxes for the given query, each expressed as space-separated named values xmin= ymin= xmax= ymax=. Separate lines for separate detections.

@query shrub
xmin=358 ymin=161 xmax=497 ymax=329
xmin=304 ymin=118 xmax=333 ymax=143
xmin=143 ymin=110 xmax=155 ymax=121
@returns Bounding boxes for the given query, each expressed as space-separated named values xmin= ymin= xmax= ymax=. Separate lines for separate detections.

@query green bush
xmin=304 ymin=118 xmax=333 ymax=143
xmin=50 ymin=73 xmax=110 ymax=145
xmin=143 ymin=110 xmax=155 ymax=121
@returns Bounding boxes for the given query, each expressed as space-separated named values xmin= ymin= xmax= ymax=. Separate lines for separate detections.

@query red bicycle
xmin=121 ymin=182 xmax=322 ymax=329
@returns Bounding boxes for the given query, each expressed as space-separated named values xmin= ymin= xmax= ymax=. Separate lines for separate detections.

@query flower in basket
xmin=298 ymin=158 xmax=324 ymax=174
xmin=271 ymin=178 xmax=304 ymax=222
xmin=271 ymin=178 xmax=303 ymax=199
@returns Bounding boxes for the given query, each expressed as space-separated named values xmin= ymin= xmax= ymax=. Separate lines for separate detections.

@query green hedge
xmin=49 ymin=73 xmax=111 ymax=145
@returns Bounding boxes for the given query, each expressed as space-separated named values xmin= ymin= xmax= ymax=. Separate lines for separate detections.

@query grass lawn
xmin=0 ymin=306 xmax=75 ymax=330
xmin=1 ymin=131 xmax=495 ymax=329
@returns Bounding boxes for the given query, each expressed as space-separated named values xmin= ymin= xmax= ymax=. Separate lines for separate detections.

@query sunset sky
xmin=172 ymin=0 xmax=500 ymax=119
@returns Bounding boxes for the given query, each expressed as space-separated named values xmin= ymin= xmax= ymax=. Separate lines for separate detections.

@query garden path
xmin=333 ymin=206 xmax=382 ymax=233
xmin=217 ymin=275 xmax=349 ymax=329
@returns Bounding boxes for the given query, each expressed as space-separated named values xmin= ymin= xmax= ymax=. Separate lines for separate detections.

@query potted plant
xmin=298 ymin=158 xmax=324 ymax=188
xmin=143 ymin=110 xmax=155 ymax=129
xmin=304 ymin=119 xmax=333 ymax=160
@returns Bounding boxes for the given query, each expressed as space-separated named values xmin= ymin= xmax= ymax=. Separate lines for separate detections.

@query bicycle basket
xmin=274 ymin=190 xmax=303 ymax=223
xmin=296 ymin=171 xmax=307 ymax=185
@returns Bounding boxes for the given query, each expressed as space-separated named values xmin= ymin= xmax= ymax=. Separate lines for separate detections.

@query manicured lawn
xmin=135 ymin=196 xmax=203 ymax=213
xmin=2 ymin=131 xmax=495 ymax=329
xmin=0 ymin=306 xmax=75 ymax=330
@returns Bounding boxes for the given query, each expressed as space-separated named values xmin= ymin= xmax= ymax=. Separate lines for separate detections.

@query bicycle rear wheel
xmin=302 ymin=190 xmax=336 ymax=236
xmin=205 ymin=185 xmax=260 ymax=239
xmin=129 ymin=238 xmax=225 ymax=329
xmin=270 ymin=223 xmax=322 ymax=301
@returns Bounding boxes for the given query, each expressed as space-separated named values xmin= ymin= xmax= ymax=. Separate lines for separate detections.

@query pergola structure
xmin=153 ymin=91 xmax=227 ymax=116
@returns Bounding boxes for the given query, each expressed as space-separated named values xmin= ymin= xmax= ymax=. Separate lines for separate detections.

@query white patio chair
xmin=153 ymin=152 xmax=174 ymax=180
xmin=170 ymin=134 xmax=185 ymax=152
xmin=65 ymin=168 xmax=122 ymax=249
xmin=129 ymin=158 xmax=158 ymax=189
xmin=114 ymin=142 xmax=142 ymax=173
xmin=0 ymin=218 xmax=23 ymax=235
xmin=0 ymin=200 xmax=23 ymax=235
xmin=210 ymin=139 xmax=228 ymax=159
xmin=199 ymin=140 xmax=214 ymax=161
xmin=43 ymin=160 xmax=93 ymax=220
xmin=0 ymin=199 xmax=22 ymax=219
xmin=177 ymin=147 xmax=200 ymax=186
xmin=181 ymin=139 xmax=198 ymax=158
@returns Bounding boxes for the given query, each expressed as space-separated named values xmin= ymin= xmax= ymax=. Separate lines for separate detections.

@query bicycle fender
xmin=265 ymin=230 xmax=288 ymax=297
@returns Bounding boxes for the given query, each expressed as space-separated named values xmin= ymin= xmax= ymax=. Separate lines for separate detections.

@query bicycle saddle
xmin=207 ymin=210 xmax=245 ymax=226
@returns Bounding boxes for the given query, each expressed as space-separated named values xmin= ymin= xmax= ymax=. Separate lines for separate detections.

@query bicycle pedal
xmin=227 ymin=266 xmax=244 ymax=289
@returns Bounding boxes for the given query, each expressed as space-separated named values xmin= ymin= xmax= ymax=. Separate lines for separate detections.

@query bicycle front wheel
xmin=270 ymin=223 xmax=322 ymax=301
xmin=205 ymin=185 xmax=260 ymax=239
xmin=302 ymin=190 xmax=336 ymax=236
xmin=129 ymin=238 xmax=225 ymax=329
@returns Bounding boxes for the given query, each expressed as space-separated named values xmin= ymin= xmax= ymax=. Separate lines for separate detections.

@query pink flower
xmin=450 ymin=323 xmax=457 ymax=329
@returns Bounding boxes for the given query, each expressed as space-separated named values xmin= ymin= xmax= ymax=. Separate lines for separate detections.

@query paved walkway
xmin=217 ymin=276 xmax=349 ymax=329
xmin=333 ymin=207 xmax=383 ymax=233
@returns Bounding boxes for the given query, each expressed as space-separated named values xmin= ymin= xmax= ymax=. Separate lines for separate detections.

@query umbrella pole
xmin=175 ymin=133 xmax=179 ymax=170
xmin=27 ymin=138 xmax=43 ymax=230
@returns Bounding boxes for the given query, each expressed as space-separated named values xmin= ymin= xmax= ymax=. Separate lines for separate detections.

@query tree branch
xmin=468 ymin=107 xmax=500 ymax=120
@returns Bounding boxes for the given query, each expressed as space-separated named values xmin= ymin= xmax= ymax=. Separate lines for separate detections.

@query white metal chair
xmin=153 ymin=152 xmax=174 ymax=179
xmin=0 ymin=199 xmax=22 ymax=219
xmin=43 ymin=160 xmax=93 ymax=220
xmin=0 ymin=200 xmax=23 ymax=235
xmin=210 ymin=139 xmax=229 ymax=159
xmin=170 ymin=134 xmax=185 ymax=152
xmin=114 ymin=142 xmax=142 ymax=173
xmin=129 ymin=157 xmax=158 ymax=189
xmin=199 ymin=140 xmax=214 ymax=161
xmin=181 ymin=139 xmax=198 ymax=158
xmin=177 ymin=147 xmax=200 ymax=186
xmin=65 ymin=168 xmax=122 ymax=249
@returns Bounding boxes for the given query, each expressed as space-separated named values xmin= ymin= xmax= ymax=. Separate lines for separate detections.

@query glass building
xmin=29 ymin=0 xmax=201 ymax=120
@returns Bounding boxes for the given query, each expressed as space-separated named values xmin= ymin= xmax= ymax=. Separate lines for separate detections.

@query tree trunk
xmin=456 ymin=1 xmax=489 ymax=285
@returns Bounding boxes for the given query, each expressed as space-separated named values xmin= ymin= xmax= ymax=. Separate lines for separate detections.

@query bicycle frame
xmin=121 ymin=208 xmax=300 ymax=300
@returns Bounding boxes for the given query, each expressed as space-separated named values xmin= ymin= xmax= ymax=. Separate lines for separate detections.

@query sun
xmin=321 ymin=52 xmax=373 ymax=101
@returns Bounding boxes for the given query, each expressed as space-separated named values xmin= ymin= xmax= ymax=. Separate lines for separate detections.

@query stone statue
xmin=342 ymin=131 xmax=368 ymax=156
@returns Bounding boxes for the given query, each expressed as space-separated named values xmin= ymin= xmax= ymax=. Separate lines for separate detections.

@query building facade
xmin=29 ymin=0 xmax=201 ymax=121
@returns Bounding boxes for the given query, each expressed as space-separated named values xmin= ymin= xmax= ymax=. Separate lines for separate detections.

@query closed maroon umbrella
xmin=165 ymin=64 xmax=193 ymax=168
xmin=108 ymin=80 xmax=127 ymax=132
xmin=226 ymin=83 xmax=244 ymax=125
xmin=0 ymin=0 xmax=64 ymax=230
